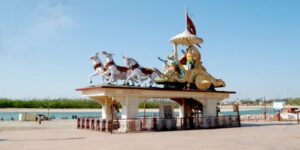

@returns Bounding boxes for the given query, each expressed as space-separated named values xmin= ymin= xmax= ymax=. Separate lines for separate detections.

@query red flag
xmin=186 ymin=14 xmax=196 ymax=35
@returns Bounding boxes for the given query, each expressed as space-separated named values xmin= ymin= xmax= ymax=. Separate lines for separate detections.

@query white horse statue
xmin=89 ymin=52 xmax=108 ymax=84
xmin=123 ymin=56 xmax=162 ymax=86
xmin=101 ymin=51 xmax=132 ymax=84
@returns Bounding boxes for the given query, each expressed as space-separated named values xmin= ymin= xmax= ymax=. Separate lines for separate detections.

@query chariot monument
xmin=76 ymin=11 xmax=237 ymax=133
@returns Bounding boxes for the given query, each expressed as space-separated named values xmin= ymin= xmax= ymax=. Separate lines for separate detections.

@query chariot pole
xmin=173 ymin=43 xmax=178 ymax=60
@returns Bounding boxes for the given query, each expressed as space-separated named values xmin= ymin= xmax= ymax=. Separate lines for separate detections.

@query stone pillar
xmin=94 ymin=97 xmax=113 ymax=120
xmin=119 ymin=96 xmax=139 ymax=119
xmin=202 ymin=99 xmax=218 ymax=117
xmin=172 ymin=98 xmax=184 ymax=118
xmin=118 ymin=96 xmax=140 ymax=132
xmin=178 ymin=105 xmax=184 ymax=118
xmin=182 ymin=99 xmax=194 ymax=129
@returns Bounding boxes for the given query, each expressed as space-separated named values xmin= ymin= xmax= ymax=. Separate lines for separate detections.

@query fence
xmin=240 ymin=114 xmax=274 ymax=122
xmin=77 ymin=116 xmax=240 ymax=133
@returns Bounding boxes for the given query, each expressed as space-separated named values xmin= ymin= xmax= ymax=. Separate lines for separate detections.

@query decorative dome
xmin=170 ymin=30 xmax=203 ymax=45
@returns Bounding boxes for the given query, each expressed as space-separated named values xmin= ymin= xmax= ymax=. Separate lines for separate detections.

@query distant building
xmin=273 ymin=101 xmax=285 ymax=111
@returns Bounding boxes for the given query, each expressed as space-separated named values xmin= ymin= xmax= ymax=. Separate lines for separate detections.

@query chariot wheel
xmin=194 ymin=75 xmax=211 ymax=90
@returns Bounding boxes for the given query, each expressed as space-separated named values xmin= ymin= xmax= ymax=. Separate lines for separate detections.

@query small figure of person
xmin=165 ymin=54 xmax=180 ymax=77
xmin=38 ymin=117 xmax=42 ymax=124
xmin=157 ymin=57 xmax=168 ymax=71
xmin=186 ymin=46 xmax=196 ymax=70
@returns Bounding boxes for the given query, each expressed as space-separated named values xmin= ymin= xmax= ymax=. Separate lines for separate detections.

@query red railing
xmin=77 ymin=116 xmax=239 ymax=133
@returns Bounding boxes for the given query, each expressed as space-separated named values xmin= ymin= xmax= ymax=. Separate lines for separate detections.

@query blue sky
xmin=0 ymin=0 xmax=299 ymax=100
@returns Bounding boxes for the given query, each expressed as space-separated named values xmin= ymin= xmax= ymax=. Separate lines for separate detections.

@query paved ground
xmin=0 ymin=120 xmax=300 ymax=150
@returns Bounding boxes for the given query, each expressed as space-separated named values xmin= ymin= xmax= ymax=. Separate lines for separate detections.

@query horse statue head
xmin=90 ymin=52 xmax=101 ymax=65
xmin=101 ymin=50 xmax=116 ymax=64
xmin=122 ymin=56 xmax=139 ymax=68
xmin=102 ymin=51 xmax=114 ymax=57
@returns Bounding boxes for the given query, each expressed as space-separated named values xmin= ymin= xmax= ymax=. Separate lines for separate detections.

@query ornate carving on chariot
xmin=155 ymin=12 xmax=226 ymax=91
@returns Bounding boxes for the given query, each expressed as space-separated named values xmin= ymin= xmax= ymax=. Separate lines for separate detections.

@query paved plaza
xmin=0 ymin=120 xmax=299 ymax=150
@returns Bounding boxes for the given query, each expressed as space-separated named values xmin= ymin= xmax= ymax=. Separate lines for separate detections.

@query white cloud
xmin=32 ymin=0 xmax=74 ymax=34
xmin=2 ymin=0 xmax=75 ymax=57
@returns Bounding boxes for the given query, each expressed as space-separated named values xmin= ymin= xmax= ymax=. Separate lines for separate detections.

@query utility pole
xmin=296 ymin=110 xmax=300 ymax=124
xmin=264 ymin=97 xmax=267 ymax=120
xmin=233 ymin=99 xmax=241 ymax=127
xmin=237 ymin=103 xmax=241 ymax=127
xmin=48 ymin=108 xmax=50 ymax=120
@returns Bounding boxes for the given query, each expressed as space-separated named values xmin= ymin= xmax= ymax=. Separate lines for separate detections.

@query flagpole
xmin=185 ymin=5 xmax=188 ymax=30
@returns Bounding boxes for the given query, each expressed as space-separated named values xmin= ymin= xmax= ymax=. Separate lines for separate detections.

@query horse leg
xmin=102 ymin=74 xmax=110 ymax=84
xmin=120 ymin=72 xmax=129 ymax=85
xmin=109 ymin=68 xmax=118 ymax=84
xmin=124 ymin=73 xmax=129 ymax=85
xmin=89 ymin=71 xmax=100 ymax=84
xmin=149 ymin=72 xmax=158 ymax=87
xmin=98 ymin=69 xmax=108 ymax=84
xmin=126 ymin=72 xmax=136 ymax=86
xmin=134 ymin=70 xmax=144 ymax=86
xmin=136 ymin=72 xmax=142 ymax=86
xmin=149 ymin=76 xmax=153 ymax=87
xmin=128 ymin=72 xmax=140 ymax=86
xmin=130 ymin=71 xmax=140 ymax=86
xmin=102 ymin=70 xmax=112 ymax=84
xmin=131 ymin=77 xmax=138 ymax=86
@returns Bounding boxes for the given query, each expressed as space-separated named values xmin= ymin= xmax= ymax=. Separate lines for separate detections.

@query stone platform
xmin=76 ymin=85 xmax=236 ymax=132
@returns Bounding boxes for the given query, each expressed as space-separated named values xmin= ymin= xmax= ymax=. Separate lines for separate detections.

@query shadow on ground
xmin=3 ymin=137 xmax=85 ymax=142
xmin=241 ymin=122 xmax=297 ymax=127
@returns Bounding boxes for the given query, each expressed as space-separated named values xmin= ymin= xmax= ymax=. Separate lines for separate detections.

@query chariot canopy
xmin=170 ymin=29 xmax=203 ymax=45
xmin=155 ymin=10 xmax=226 ymax=90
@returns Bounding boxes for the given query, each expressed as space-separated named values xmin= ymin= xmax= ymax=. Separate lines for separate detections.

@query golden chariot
xmin=155 ymin=15 xmax=226 ymax=91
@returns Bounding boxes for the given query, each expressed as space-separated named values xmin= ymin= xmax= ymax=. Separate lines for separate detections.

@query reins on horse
xmin=105 ymin=60 xmax=128 ymax=75
xmin=93 ymin=63 xmax=102 ymax=70
xmin=105 ymin=61 xmax=115 ymax=68
xmin=130 ymin=63 xmax=140 ymax=70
